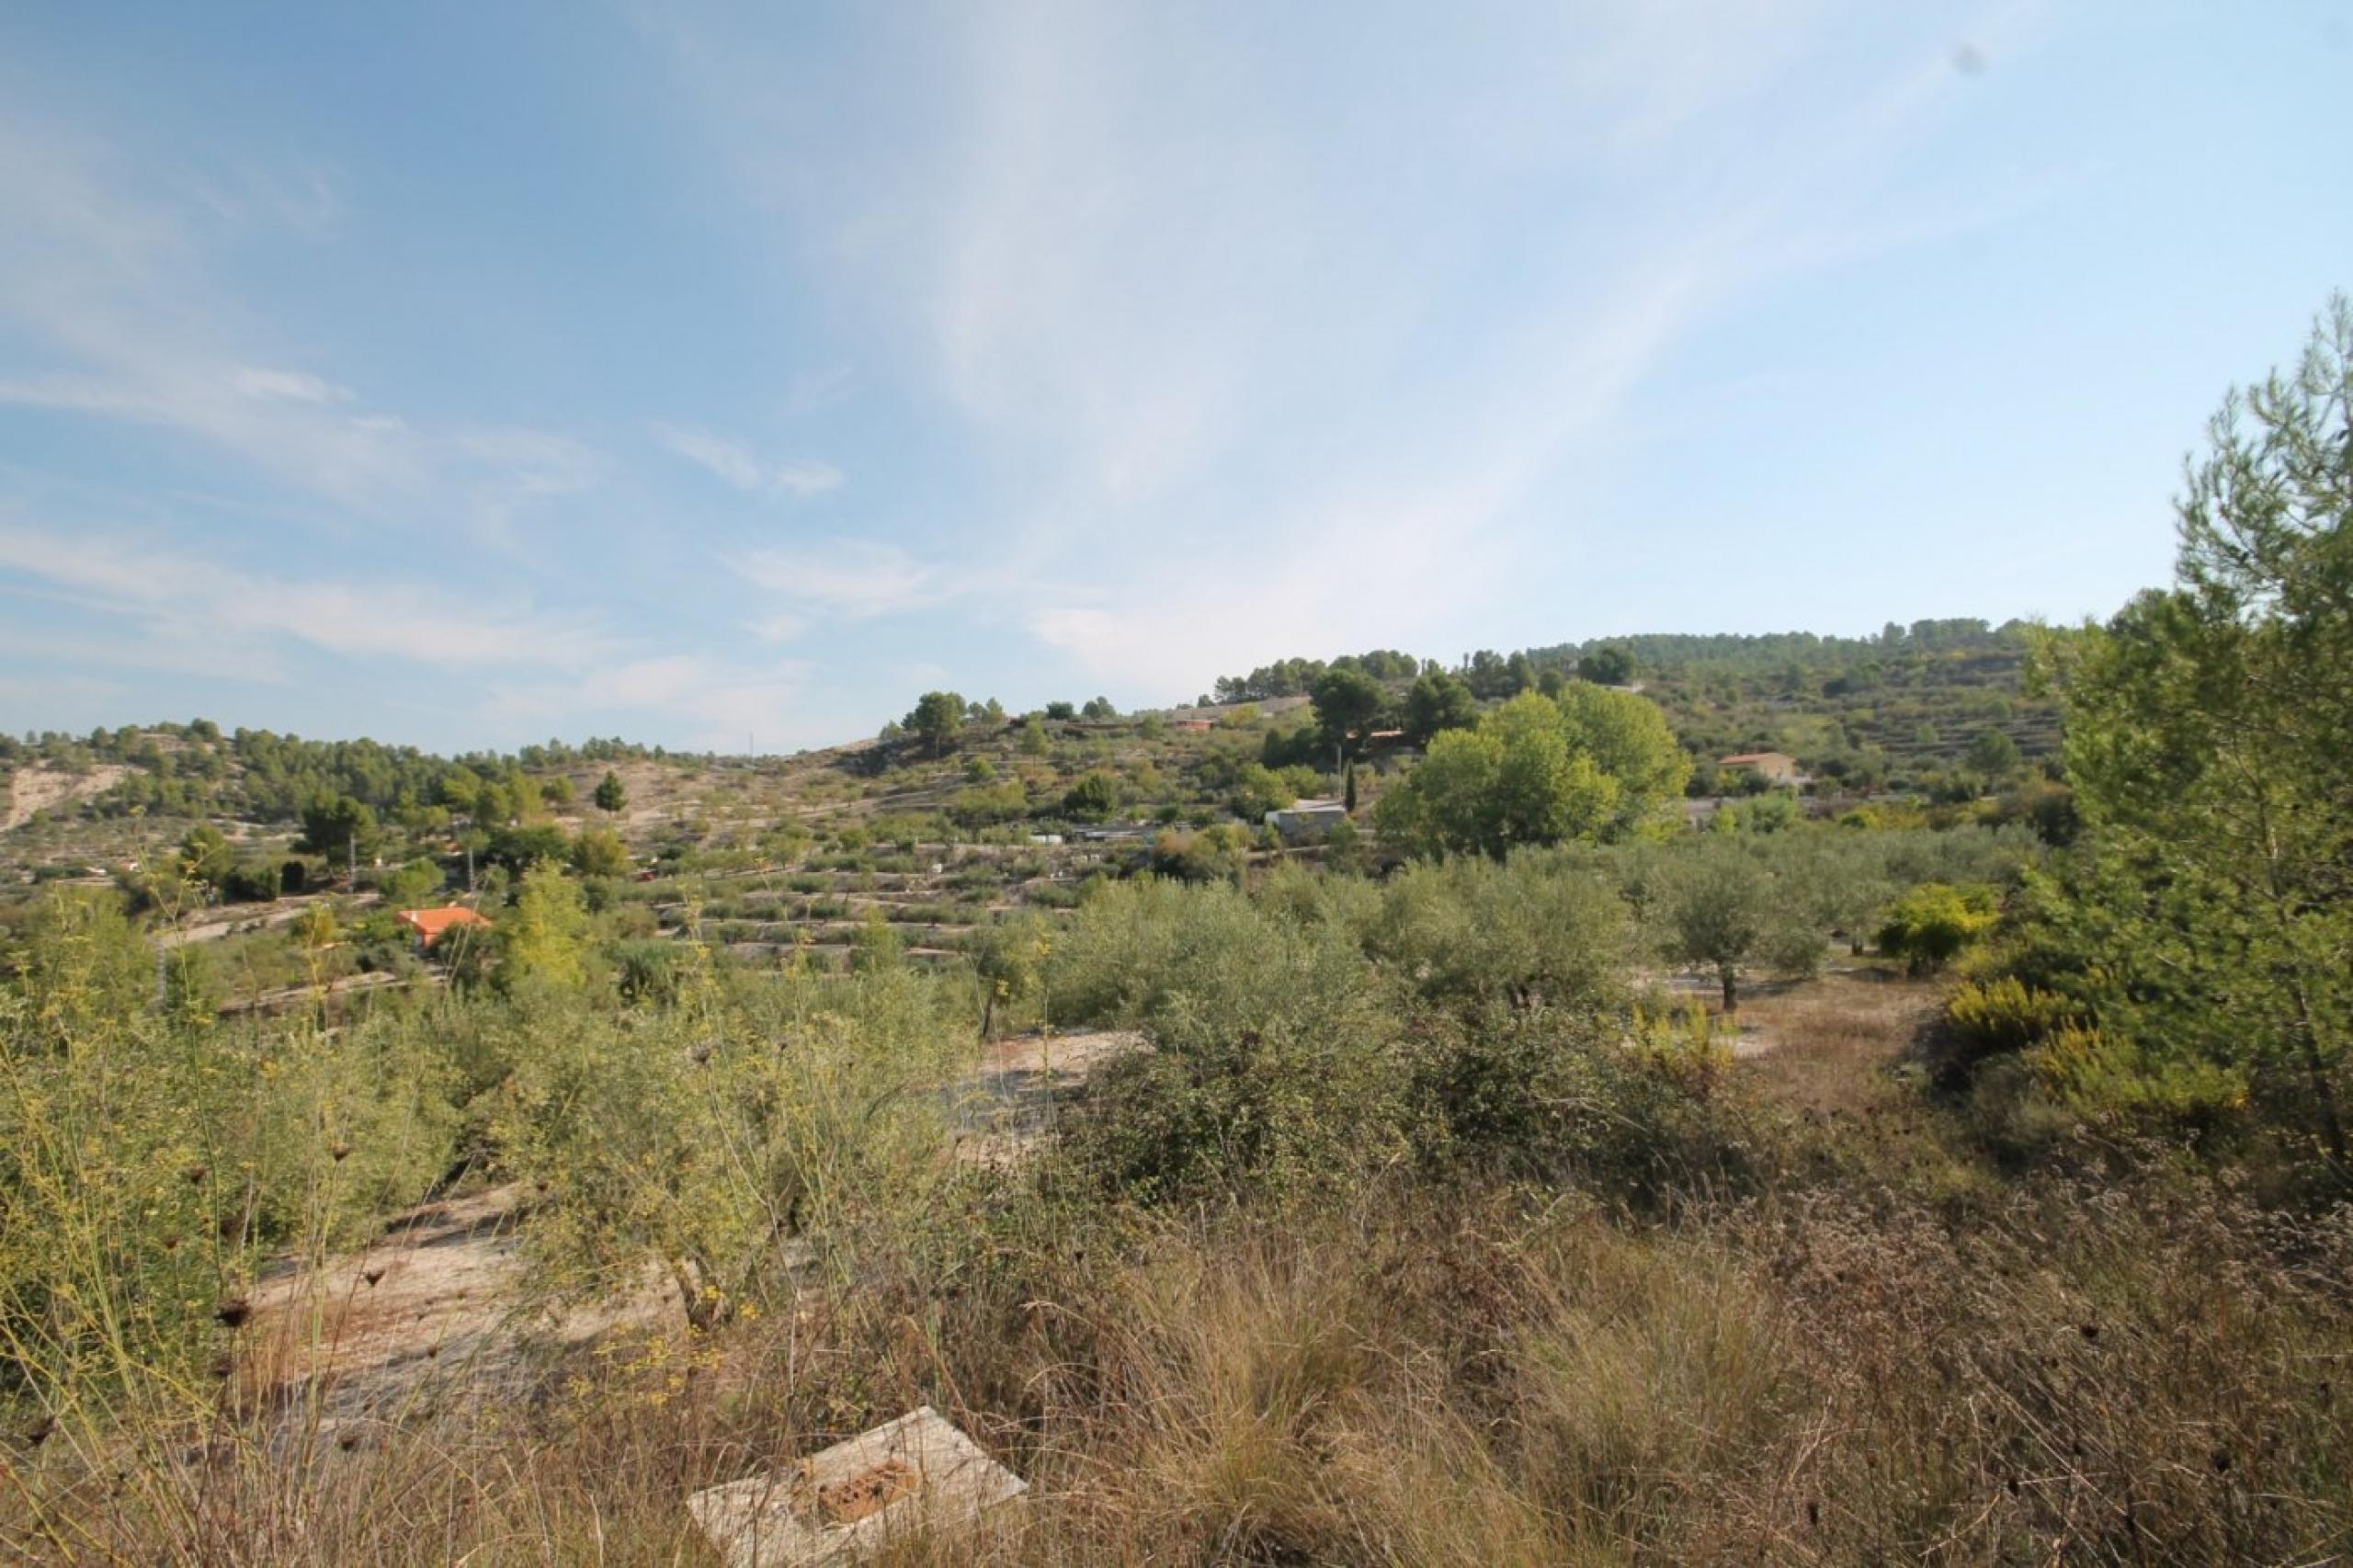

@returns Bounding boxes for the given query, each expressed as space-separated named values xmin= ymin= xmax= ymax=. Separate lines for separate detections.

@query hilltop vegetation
xmin=2 ymin=301 xmax=2350 ymax=1563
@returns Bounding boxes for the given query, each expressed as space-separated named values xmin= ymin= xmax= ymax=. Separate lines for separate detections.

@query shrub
xmin=1362 ymin=853 xmax=1629 ymax=1018
xmin=2028 ymin=1023 xmax=2252 ymax=1144
xmin=612 ymin=939 xmax=686 ymax=1006
xmin=1943 ymin=976 xmax=2076 ymax=1068
xmin=1047 ymin=880 xmax=1410 ymax=1200
xmin=1 ymin=892 xmax=460 ymax=1406
xmin=1878 ymin=882 xmax=1999 ymax=974
xmin=219 ymin=861 xmax=282 ymax=903
xmin=494 ymin=965 xmax=966 ymax=1325
xmin=1062 ymin=770 xmax=1120 ymax=822
xmin=1929 ymin=979 xmax=2080 ymax=1087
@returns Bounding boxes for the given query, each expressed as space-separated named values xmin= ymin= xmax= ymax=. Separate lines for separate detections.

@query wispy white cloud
xmin=0 ymin=520 xmax=613 ymax=675
xmin=647 ymin=0 xmax=2044 ymax=700
xmin=229 ymin=365 xmax=353 ymax=404
xmin=0 ymin=106 xmax=600 ymax=534
xmin=0 ymin=514 xmax=824 ymax=747
xmin=746 ymin=610 xmax=809 ymax=643
xmin=180 ymin=158 xmax=344 ymax=238
xmin=652 ymin=421 xmax=844 ymax=498
xmin=483 ymin=653 xmax=815 ymax=751
xmin=738 ymin=538 xmax=957 ymax=624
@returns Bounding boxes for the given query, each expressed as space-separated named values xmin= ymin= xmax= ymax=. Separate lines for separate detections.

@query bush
xmin=220 ymin=861 xmax=282 ymax=903
xmin=1941 ymin=975 xmax=2077 ymax=1081
xmin=1362 ymin=853 xmax=1629 ymax=1018
xmin=1062 ymin=771 xmax=1120 ymax=822
xmin=1044 ymin=880 xmax=1411 ymax=1200
xmin=1 ymin=891 xmax=460 ymax=1404
xmin=493 ymin=965 xmax=966 ymax=1325
xmin=1878 ymin=882 xmax=1998 ymax=974
xmin=2028 ymin=1024 xmax=2253 ymax=1145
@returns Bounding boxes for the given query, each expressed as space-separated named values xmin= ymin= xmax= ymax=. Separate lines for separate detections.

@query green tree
xmin=1401 ymin=670 xmax=1479 ymax=747
xmin=2038 ymin=297 xmax=2353 ymax=1169
xmin=495 ymin=862 xmax=591 ymax=994
xmin=1080 ymin=697 xmax=1117 ymax=721
xmin=1063 ymin=770 xmax=1120 ymax=822
xmin=439 ymin=767 xmax=483 ymax=818
xmin=1554 ymin=683 xmax=1690 ymax=835
xmin=1225 ymin=762 xmax=1290 ymax=824
xmin=176 ymin=824 xmax=233 ymax=892
xmin=1966 ymin=727 xmax=2021 ymax=783
xmin=378 ymin=857 xmax=446 ymax=909
xmin=572 ymin=826 xmax=631 ymax=879
xmin=904 ymin=691 xmax=967 ymax=757
xmin=593 ymin=769 xmax=628 ymax=814
xmin=298 ymin=793 xmax=378 ymax=870
xmin=1654 ymin=840 xmax=1823 ymax=1015
xmin=1578 ymin=644 xmax=1635 ymax=686
xmin=1378 ymin=694 xmax=1618 ymax=860
xmin=1311 ymin=666 xmax=1389 ymax=758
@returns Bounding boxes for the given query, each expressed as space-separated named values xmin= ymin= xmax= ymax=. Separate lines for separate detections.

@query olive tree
xmin=1653 ymin=839 xmax=1826 ymax=1014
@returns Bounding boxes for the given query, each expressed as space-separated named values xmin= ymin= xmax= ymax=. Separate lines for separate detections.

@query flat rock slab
xmin=688 ymin=1405 xmax=1027 ymax=1566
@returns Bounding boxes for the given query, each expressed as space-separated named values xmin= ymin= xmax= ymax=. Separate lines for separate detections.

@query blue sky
xmin=1 ymin=2 xmax=2347 ymax=753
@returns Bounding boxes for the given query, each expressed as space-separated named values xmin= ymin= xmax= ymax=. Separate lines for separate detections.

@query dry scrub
xmin=9 ymin=1140 xmax=2347 ymax=1563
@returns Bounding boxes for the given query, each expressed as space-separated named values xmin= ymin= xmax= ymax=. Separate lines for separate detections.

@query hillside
xmin=0 ymin=619 xmax=2071 ymax=1017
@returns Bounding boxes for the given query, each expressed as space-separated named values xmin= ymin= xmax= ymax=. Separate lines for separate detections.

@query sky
xmin=0 ymin=2 xmax=2347 ymax=755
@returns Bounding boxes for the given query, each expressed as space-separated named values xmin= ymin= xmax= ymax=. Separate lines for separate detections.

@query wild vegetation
xmin=2 ymin=301 xmax=2349 ymax=1563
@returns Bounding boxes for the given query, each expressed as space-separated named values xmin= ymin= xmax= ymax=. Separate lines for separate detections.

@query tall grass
xmin=5 ymin=857 xmax=2349 ymax=1563
xmin=13 ymin=1165 xmax=2342 ymax=1563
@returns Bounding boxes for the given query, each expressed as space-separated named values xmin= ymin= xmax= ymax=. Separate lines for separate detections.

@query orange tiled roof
xmin=397 ymin=906 xmax=492 ymax=944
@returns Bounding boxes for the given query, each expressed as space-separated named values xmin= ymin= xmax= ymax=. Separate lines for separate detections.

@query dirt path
xmin=157 ymin=892 xmax=373 ymax=949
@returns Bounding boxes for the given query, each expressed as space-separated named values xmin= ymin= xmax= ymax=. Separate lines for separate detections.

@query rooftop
xmin=397 ymin=906 xmax=492 ymax=945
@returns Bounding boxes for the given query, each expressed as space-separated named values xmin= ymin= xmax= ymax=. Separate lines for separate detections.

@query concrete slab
xmin=687 ymin=1405 xmax=1027 ymax=1566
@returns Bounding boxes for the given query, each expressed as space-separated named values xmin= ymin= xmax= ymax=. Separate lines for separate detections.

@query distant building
xmin=397 ymin=905 xmax=492 ymax=949
xmin=1718 ymin=751 xmax=1802 ymax=787
xmin=1173 ymin=719 xmax=1214 ymax=732
xmin=1264 ymin=798 xmax=1351 ymax=843
xmin=1069 ymin=824 xmax=1155 ymax=845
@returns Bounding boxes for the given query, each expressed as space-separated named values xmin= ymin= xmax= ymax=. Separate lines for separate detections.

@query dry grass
xmin=14 ymin=1165 xmax=2346 ymax=1565
xmin=1733 ymin=965 xmax=1936 ymax=1117
xmin=7 ymin=968 xmax=2349 ymax=1565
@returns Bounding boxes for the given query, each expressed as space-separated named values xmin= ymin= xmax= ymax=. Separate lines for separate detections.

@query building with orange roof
xmin=397 ymin=905 xmax=493 ymax=949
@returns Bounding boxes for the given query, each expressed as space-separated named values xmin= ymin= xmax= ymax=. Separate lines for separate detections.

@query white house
xmin=1264 ymin=798 xmax=1351 ymax=842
